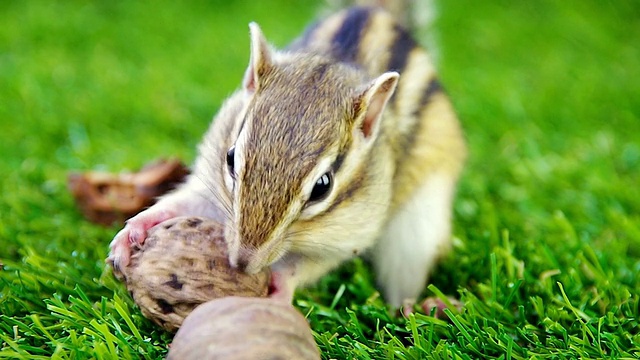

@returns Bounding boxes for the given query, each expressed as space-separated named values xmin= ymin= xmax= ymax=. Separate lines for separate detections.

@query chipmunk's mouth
xmin=266 ymin=265 xmax=296 ymax=303
xmin=267 ymin=275 xmax=278 ymax=295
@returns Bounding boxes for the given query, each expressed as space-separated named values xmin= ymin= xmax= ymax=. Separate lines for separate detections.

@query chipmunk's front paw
xmin=401 ymin=296 xmax=463 ymax=319
xmin=107 ymin=208 xmax=176 ymax=272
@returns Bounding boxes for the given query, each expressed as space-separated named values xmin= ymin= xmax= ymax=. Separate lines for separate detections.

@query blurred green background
xmin=1 ymin=0 xmax=639 ymax=358
xmin=2 ymin=0 xmax=636 ymax=271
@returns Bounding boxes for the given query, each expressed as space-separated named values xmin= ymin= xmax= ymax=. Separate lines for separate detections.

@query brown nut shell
xmin=167 ymin=297 xmax=320 ymax=360
xmin=69 ymin=159 xmax=189 ymax=226
xmin=114 ymin=216 xmax=270 ymax=332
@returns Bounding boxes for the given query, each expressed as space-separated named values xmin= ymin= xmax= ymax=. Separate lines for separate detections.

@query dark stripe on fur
xmin=331 ymin=7 xmax=372 ymax=63
xmin=387 ymin=25 xmax=417 ymax=73
xmin=332 ymin=152 xmax=347 ymax=175
xmin=394 ymin=78 xmax=443 ymax=177
xmin=326 ymin=168 xmax=365 ymax=213
xmin=415 ymin=78 xmax=442 ymax=117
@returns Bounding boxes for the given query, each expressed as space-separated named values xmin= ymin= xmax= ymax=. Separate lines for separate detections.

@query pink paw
xmin=401 ymin=296 xmax=463 ymax=319
xmin=107 ymin=208 xmax=176 ymax=271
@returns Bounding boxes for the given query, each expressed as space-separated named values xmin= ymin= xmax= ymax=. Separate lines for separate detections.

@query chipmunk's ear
xmin=353 ymin=72 xmax=399 ymax=140
xmin=243 ymin=22 xmax=273 ymax=93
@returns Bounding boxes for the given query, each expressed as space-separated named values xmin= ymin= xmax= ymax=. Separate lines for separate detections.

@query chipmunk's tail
xmin=322 ymin=0 xmax=436 ymax=31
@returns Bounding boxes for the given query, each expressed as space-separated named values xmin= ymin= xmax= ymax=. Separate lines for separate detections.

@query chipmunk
xmin=108 ymin=6 xmax=466 ymax=307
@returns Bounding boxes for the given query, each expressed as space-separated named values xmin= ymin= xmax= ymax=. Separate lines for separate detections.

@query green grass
xmin=1 ymin=0 xmax=639 ymax=358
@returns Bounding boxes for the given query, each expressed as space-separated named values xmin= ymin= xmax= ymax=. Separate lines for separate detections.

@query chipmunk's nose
xmin=235 ymin=247 xmax=261 ymax=274
xmin=236 ymin=255 xmax=249 ymax=272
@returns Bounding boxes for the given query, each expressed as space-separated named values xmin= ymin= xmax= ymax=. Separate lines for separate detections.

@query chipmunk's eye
xmin=226 ymin=146 xmax=235 ymax=177
xmin=309 ymin=171 xmax=332 ymax=202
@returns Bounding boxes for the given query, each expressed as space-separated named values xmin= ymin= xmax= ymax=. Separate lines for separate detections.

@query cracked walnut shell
xmin=68 ymin=158 xmax=189 ymax=226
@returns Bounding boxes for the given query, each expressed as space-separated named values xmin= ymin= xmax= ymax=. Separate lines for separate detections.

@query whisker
xmin=192 ymin=172 xmax=233 ymax=222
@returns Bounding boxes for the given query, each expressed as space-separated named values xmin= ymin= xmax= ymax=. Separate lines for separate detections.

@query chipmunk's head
xmin=223 ymin=23 xmax=398 ymax=273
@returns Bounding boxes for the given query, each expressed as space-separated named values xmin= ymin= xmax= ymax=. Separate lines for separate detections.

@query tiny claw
xmin=420 ymin=296 xmax=463 ymax=319
xmin=106 ymin=255 xmax=127 ymax=281
xmin=107 ymin=207 xmax=177 ymax=278
xmin=112 ymin=244 xmax=130 ymax=269
xmin=129 ymin=229 xmax=142 ymax=245
xmin=110 ymin=258 xmax=122 ymax=274
xmin=107 ymin=229 xmax=134 ymax=271
xmin=401 ymin=298 xmax=417 ymax=318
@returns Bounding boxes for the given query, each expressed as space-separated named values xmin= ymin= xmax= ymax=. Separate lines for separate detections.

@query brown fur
xmin=238 ymin=56 xmax=362 ymax=249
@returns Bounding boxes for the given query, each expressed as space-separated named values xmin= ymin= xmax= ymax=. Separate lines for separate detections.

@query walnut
xmin=68 ymin=158 xmax=189 ymax=226
xmin=113 ymin=216 xmax=270 ymax=332
xmin=167 ymin=297 xmax=320 ymax=360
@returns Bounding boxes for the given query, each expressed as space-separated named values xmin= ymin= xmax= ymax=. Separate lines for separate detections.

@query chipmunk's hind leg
xmin=372 ymin=172 xmax=456 ymax=308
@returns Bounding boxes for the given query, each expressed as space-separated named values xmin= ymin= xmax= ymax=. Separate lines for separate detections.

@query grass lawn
xmin=1 ymin=0 xmax=639 ymax=358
